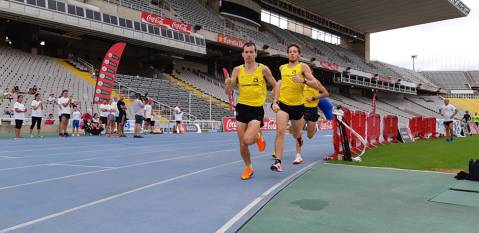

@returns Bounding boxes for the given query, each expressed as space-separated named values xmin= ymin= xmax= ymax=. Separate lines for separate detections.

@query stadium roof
xmin=285 ymin=0 xmax=471 ymax=33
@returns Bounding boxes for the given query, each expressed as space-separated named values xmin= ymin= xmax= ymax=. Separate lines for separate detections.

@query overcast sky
xmin=370 ymin=0 xmax=479 ymax=71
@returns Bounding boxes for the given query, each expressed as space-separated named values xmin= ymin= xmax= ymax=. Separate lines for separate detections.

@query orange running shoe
xmin=256 ymin=131 xmax=266 ymax=152
xmin=241 ymin=167 xmax=254 ymax=180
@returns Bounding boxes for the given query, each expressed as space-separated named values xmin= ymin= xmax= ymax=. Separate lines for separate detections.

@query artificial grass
xmin=329 ymin=136 xmax=479 ymax=173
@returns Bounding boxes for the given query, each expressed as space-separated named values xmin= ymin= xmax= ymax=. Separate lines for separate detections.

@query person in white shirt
xmin=13 ymin=95 xmax=27 ymax=139
xmin=71 ymin=105 xmax=82 ymax=136
xmin=99 ymin=99 xmax=110 ymax=134
xmin=30 ymin=93 xmax=44 ymax=138
xmin=144 ymin=99 xmax=153 ymax=133
xmin=440 ymin=99 xmax=458 ymax=142
xmin=59 ymin=90 xmax=73 ymax=137
xmin=174 ymin=102 xmax=184 ymax=134
xmin=106 ymin=98 xmax=116 ymax=136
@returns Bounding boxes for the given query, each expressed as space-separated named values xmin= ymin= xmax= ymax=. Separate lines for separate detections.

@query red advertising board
xmin=319 ymin=60 xmax=339 ymax=72
xmin=223 ymin=117 xmax=276 ymax=132
xmin=317 ymin=120 xmax=333 ymax=131
xmin=94 ymin=42 xmax=126 ymax=104
xmin=217 ymin=34 xmax=246 ymax=48
xmin=141 ymin=12 xmax=192 ymax=34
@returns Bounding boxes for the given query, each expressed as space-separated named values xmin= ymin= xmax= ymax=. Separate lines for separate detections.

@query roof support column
xmin=365 ymin=33 xmax=371 ymax=63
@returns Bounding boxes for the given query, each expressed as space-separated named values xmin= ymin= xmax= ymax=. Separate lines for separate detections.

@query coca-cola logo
xmin=171 ymin=21 xmax=189 ymax=32
xmin=223 ymin=117 xmax=276 ymax=132
xmin=145 ymin=14 xmax=165 ymax=25
xmin=318 ymin=120 xmax=333 ymax=131
xmin=262 ymin=119 xmax=276 ymax=131
xmin=142 ymin=12 xmax=192 ymax=34
xmin=224 ymin=118 xmax=237 ymax=131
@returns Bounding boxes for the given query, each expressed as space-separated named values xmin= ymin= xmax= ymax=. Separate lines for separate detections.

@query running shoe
xmin=240 ymin=167 xmax=254 ymax=180
xmin=270 ymin=159 xmax=282 ymax=172
xmin=293 ymin=155 xmax=304 ymax=165
xmin=134 ymin=135 xmax=144 ymax=138
xmin=256 ymin=131 xmax=266 ymax=152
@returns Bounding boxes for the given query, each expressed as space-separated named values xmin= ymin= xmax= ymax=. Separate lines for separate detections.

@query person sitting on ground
xmin=4 ymin=107 xmax=13 ymax=118
xmin=44 ymin=114 xmax=55 ymax=125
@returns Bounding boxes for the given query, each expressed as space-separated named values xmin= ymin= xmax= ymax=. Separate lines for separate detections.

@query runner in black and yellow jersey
xmin=270 ymin=43 xmax=320 ymax=172
xmin=225 ymin=42 xmax=277 ymax=180
xmin=291 ymin=76 xmax=329 ymax=164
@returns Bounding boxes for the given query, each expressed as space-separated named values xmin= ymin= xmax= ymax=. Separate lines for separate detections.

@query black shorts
xmin=15 ymin=119 xmax=23 ymax=129
xmin=61 ymin=114 xmax=70 ymax=120
xmin=278 ymin=102 xmax=304 ymax=121
xmin=135 ymin=115 xmax=144 ymax=124
xmin=58 ymin=116 xmax=62 ymax=121
xmin=100 ymin=117 xmax=108 ymax=124
xmin=176 ymin=120 xmax=181 ymax=124
xmin=304 ymin=107 xmax=319 ymax=122
xmin=117 ymin=114 xmax=126 ymax=124
xmin=145 ymin=118 xmax=151 ymax=123
xmin=443 ymin=120 xmax=453 ymax=126
xmin=235 ymin=103 xmax=264 ymax=127
xmin=30 ymin=117 xmax=42 ymax=130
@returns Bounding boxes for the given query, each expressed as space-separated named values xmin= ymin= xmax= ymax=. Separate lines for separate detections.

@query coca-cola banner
xmin=94 ymin=42 xmax=126 ymax=104
xmin=319 ymin=60 xmax=339 ymax=72
xmin=223 ymin=117 xmax=276 ymax=132
xmin=317 ymin=120 xmax=333 ymax=131
xmin=217 ymin=34 xmax=246 ymax=48
xmin=141 ymin=12 xmax=192 ymax=34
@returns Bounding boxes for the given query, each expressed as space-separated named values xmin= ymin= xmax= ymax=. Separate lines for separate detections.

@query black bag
xmin=469 ymin=159 xmax=479 ymax=181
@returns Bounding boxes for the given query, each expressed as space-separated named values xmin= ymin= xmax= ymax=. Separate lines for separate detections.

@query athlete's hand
xmin=272 ymin=103 xmax=280 ymax=113
xmin=292 ymin=75 xmax=305 ymax=84
xmin=306 ymin=97 xmax=315 ymax=103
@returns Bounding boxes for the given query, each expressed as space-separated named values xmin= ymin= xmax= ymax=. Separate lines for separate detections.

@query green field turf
xmin=329 ymin=136 xmax=479 ymax=173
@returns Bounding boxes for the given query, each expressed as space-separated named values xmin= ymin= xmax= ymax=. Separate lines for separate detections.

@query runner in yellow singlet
xmin=225 ymin=42 xmax=277 ymax=180
xmin=270 ymin=43 xmax=320 ymax=172
xmin=292 ymin=77 xmax=329 ymax=164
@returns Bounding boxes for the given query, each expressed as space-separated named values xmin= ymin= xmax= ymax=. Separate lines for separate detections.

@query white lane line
xmin=0 ymin=156 xmax=20 ymax=159
xmin=215 ymin=160 xmax=320 ymax=233
xmin=0 ymin=142 xmax=237 ymax=172
xmin=0 ymin=149 xmax=235 ymax=191
xmin=0 ymin=138 xmax=237 ymax=155
xmin=0 ymin=158 xmax=246 ymax=233
xmin=0 ymin=146 xmax=322 ymax=233
xmin=48 ymin=163 xmax=115 ymax=169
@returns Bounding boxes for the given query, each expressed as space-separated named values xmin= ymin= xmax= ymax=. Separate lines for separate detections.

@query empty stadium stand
xmin=115 ymin=74 xmax=233 ymax=121
xmin=0 ymin=46 xmax=95 ymax=119
xmin=421 ymin=71 xmax=471 ymax=90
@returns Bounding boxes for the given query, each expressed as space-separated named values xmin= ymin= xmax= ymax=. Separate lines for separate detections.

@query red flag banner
xmin=94 ymin=42 xmax=126 ymax=104
xmin=141 ymin=12 xmax=192 ymax=34
xmin=222 ymin=68 xmax=235 ymax=113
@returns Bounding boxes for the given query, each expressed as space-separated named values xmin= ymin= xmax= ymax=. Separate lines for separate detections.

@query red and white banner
xmin=141 ymin=12 xmax=192 ymax=34
xmin=217 ymin=34 xmax=246 ymax=48
xmin=222 ymin=68 xmax=235 ymax=113
xmin=94 ymin=42 xmax=126 ymax=104
xmin=317 ymin=120 xmax=333 ymax=131
xmin=319 ymin=60 xmax=339 ymax=72
xmin=223 ymin=117 xmax=276 ymax=132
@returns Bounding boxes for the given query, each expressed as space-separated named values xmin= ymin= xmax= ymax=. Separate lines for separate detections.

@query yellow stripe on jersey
xmin=303 ymin=85 xmax=319 ymax=108
xmin=237 ymin=63 xmax=267 ymax=107
xmin=279 ymin=63 xmax=304 ymax=106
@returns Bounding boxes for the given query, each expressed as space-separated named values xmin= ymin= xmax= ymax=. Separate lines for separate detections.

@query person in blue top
xmin=318 ymin=97 xmax=334 ymax=120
